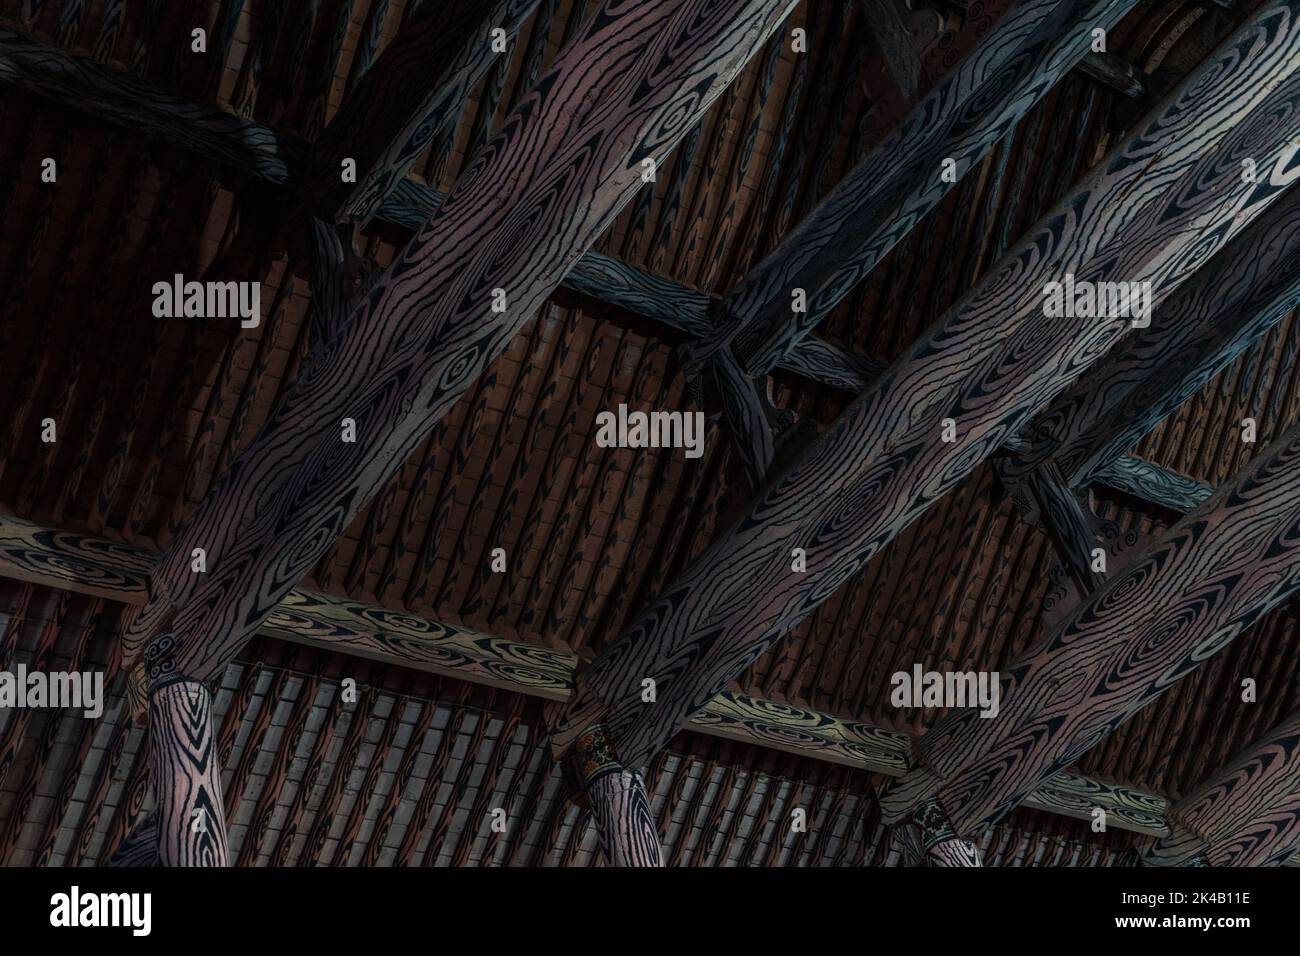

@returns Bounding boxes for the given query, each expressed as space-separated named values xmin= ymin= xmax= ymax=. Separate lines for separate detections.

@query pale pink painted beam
xmin=880 ymin=423 xmax=1300 ymax=835
xmin=119 ymin=0 xmax=800 ymax=704
xmin=552 ymin=1 xmax=1300 ymax=771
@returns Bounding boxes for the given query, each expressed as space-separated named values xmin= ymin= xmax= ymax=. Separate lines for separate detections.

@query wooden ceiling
xmin=1 ymin=0 xmax=1297 ymax=864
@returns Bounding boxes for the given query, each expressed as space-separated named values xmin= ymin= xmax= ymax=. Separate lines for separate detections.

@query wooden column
xmin=880 ymin=422 xmax=1300 ymax=835
xmin=570 ymin=725 xmax=664 ymax=867
xmin=552 ymin=1 xmax=1300 ymax=773
xmin=912 ymin=798 xmax=982 ymax=866
xmin=1143 ymin=710 xmax=1300 ymax=867
xmin=144 ymin=637 xmax=228 ymax=866
xmin=120 ymin=0 xmax=799 ymax=703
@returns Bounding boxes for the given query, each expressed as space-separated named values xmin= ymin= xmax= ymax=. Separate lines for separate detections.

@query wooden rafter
xmin=880 ymin=422 xmax=1300 ymax=836
xmin=690 ymin=0 xmax=1140 ymax=378
xmin=549 ymin=0 xmax=1300 ymax=776
xmin=301 ymin=0 xmax=543 ymax=227
xmin=117 ymin=0 xmax=800 ymax=707
xmin=1143 ymin=709 xmax=1300 ymax=867
xmin=0 ymin=512 xmax=1180 ymax=840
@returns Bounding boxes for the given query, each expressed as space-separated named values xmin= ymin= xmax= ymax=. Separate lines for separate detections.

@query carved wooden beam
xmin=1143 ymin=709 xmax=1300 ymax=867
xmin=710 ymin=346 xmax=778 ymax=488
xmin=880 ymin=422 xmax=1300 ymax=836
xmin=117 ymin=0 xmax=800 ymax=707
xmin=550 ymin=0 xmax=1300 ymax=775
xmin=774 ymin=335 xmax=886 ymax=392
xmin=376 ymin=180 xmax=886 ymax=391
xmin=1027 ymin=460 xmax=1106 ymax=593
xmin=1076 ymin=49 xmax=1145 ymax=97
xmin=0 ymin=513 xmax=1175 ymax=839
xmin=0 ymin=26 xmax=301 ymax=183
xmin=860 ymin=0 xmax=925 ymax=102
xmin=300 ymin=0 xmax=542 ymax=226
xmin=1010 ymin=185 xmax=1300 ymax=495
xmin=307 ymin=218 xmax=352 ymax=349
xmin=1091 ymin=456 xmax=1215 ymax=515
xmin=559 ymin=249 xmax=717 ymax=339
xmin=689 ymin=0 xmax=1142 ymax=381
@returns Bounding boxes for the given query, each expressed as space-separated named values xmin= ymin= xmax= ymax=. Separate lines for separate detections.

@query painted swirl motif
xmin=1154 ymin=712 xmax=1300 ymax=865
xmin=143 ymin=633 xmax=181 ymax=691
xmin=123 ymin=0 xmax=799 ymax=695
xmin=917 ymin=425 xmax=1300 ymax=834
xmin=563 ymin=3 xmax=1300 ymax=766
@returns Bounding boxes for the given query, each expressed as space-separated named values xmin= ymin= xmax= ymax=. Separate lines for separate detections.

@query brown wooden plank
xmin=551 ymin=0 xmax=1300 ymax=775
xmin=119 ymin=0 xmax=801 ymax=696
xmin=882 ymin=422 xmax=1300 ymax=835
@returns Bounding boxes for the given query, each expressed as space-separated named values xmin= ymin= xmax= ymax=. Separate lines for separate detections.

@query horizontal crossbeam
xmin=0 ymin=512 xmax=1180 ymax=839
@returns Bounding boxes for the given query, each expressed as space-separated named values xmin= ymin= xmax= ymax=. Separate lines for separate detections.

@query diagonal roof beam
xmin=0 ymin=31 xmax=884 ymax=400
xmin=688 ymin=0 xmax=1140 ymax=381
xmin=1005 ymin=183 xmax=1300 ymax=494
xmin=1142 ymin=709 xmax=1300 ymax=867
xmin=300 ymin=0 xmax=542 ymax=228
xmin=880 ymin=422 xmax=1300 ymax=837
xmin=550 ymin=0 xmax=1300 ymax=773
xmin=685 ymin=0 xmax=1141 ymax=482
xmin=117 ymin=0 xmax=801 ymax=707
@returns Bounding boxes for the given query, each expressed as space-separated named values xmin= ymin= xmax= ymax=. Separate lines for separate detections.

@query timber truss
xmin=2 ymin=0 xmax=1300 ymax=867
